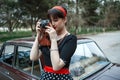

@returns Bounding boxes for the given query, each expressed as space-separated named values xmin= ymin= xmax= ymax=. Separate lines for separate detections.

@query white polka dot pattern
xmin=40 ymin=71 xmax=73 ymax=80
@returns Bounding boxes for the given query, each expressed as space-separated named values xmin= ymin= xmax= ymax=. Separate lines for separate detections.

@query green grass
xmin=0 ymin=31 xmax=33 ymax=43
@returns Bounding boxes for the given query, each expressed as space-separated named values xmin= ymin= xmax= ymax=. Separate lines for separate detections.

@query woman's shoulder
xmin=63 ymin=33 xmax=77 ymax=43
xmin=67 ymin=33 xmax=77 ymax=40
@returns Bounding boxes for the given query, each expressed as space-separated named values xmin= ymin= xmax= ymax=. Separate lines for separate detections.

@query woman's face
xmin=50 ymin=16 xmax=67 ymax=33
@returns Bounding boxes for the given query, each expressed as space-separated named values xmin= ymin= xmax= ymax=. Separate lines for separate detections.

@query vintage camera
xmin=40 ymin=19 xmax=49 ymax=29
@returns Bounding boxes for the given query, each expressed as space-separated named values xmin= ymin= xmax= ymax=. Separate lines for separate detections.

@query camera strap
xmin=39 ymin=33 xmax=51 ymax=46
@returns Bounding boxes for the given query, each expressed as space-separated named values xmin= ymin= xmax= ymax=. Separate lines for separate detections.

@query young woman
xmin=30 ymin=5 xmax=77 ymax=80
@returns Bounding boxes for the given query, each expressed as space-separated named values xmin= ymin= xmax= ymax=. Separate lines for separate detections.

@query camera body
xmin=40 ymin=19 xmax=49 ymax=29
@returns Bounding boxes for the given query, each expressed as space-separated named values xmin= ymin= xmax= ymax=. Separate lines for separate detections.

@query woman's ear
xmin=64 ymin=17 xmax=67 ymax=24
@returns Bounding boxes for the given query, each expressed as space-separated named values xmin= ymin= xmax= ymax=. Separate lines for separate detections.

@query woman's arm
xmin=30 ymin=34 xmax=42 ymax=61
xmin=50 ymin=35 xmax=77 ymax=71
xmin=30 ymin=20 xmax=42 ymax=61
xmin=50 ymin=39 xmax=65 ymax=71
xmin=45 ymin=25 xmax=66 ymax=71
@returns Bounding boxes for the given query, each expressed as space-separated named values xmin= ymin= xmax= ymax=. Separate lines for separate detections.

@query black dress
xmin=39 ymin=34 xmax=77 ymax=80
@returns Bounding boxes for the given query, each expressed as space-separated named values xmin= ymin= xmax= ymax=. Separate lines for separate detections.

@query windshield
xmin=70 ymin=41 xmax=110 ymax=80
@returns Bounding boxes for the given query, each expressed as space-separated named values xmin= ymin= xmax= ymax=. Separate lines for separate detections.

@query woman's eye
xmin=53 ymin=19 xmax=58 ymax=22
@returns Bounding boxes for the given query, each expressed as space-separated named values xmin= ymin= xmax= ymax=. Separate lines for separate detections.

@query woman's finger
xmin=38 ymin=19 xmax=41 ymax=22
xmin=49 ymin=22 xmax=53 ymax=27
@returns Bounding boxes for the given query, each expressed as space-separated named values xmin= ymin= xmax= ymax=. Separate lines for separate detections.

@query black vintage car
xmin=0 ymin=37 xmax=120 ymax=80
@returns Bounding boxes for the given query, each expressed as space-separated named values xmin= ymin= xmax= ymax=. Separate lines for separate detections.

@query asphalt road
xmin=83 ymin=31 xmax=120 ymax=64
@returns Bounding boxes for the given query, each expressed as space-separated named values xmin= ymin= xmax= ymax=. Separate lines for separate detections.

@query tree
xmin=80 ymin=0 xmax=100 ymax=26
xmin=18 ymin=0 xmax=50 ymax=32
xmin=0 ymin=0 xmax=20 ymax=32
xmin=98 ymin=0 xmax=120 ymax=29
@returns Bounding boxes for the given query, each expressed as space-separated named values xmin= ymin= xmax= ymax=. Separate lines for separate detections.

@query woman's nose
xmin=52 ymin=22 xmax=55 ymax=26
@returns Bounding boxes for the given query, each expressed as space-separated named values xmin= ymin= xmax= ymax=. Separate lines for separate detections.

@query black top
xmin=40 ymin=34 xmax=77 ymax=68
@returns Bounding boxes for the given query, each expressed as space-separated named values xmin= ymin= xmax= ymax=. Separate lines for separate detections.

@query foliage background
xmin=0 ymin=0 xmax=120 ymax=37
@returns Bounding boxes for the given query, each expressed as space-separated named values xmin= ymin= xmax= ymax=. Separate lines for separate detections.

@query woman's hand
xmin=36 ymin=19 xmax=42 ymax=35
xmin=45 ymin=23 xmax=57 ymax=40
xmin=36 ymin=19 xmax=46 ymax=40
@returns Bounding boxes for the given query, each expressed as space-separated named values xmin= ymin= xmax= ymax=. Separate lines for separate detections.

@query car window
xmin=70 ymin=41 xmax=110 ymax=80
xmin=16 ymin=46 xmax=41 ymax=78
xmin=1 ymin=45 xmax=14 ymax=65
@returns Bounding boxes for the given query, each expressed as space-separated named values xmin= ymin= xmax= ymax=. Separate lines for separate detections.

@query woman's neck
xmin=57 ymin=29 xmax=68 ymax=40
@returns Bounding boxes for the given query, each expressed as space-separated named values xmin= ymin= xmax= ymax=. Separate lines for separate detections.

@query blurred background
xmin=0 ymin=0 xmax=120 ymax=43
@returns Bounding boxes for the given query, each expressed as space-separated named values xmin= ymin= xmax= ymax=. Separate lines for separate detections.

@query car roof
xmin=4 ymin=37 xmax=35 ymax=47
xmin=4 ymin=37 xmax=94 ymax=46
xmin=77 ymin=38 xmax=94 ymax=43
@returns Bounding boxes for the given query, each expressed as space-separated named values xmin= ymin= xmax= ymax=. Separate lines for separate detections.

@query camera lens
xmin=40 ymin=20 xmax=49 ymax=29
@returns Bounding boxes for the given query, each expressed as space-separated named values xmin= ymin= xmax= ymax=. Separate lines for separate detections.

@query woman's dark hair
xmin=47 ymin=6 xmax=67 ymax=20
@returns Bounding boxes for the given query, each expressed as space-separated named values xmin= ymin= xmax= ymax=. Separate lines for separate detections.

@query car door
xmin=0 ymin=43 xmax=44 ymax=80
xmin=0 ymin=43 xmax=40 ymax=80
xmin=0 ymin=44 xmax=19 ymax=80
xmin=14 ymin=45 xmax=42 ymax=80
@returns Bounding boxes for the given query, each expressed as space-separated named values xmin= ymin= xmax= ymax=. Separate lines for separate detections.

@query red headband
xmin=52 ymin=6 xmax=67 ymax=17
